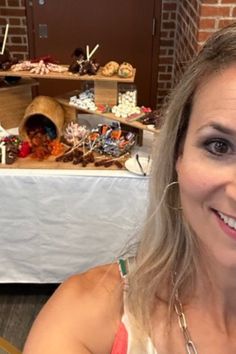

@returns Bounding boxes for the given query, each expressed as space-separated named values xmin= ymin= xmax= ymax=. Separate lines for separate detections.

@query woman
xmin=23 ymin=23 xmax=236 ymax=353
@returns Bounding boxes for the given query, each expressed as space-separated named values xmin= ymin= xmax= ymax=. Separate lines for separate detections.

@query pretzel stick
xmin=95 ymin=152 xmax=129 ymax=162
xmin=57 ymin=134 xmax=89 ymax=158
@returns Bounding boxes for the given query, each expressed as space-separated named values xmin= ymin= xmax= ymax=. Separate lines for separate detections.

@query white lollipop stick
xmin=1 ymin=24 xmax=9 ymax=55
xmin=0 ymin=143 xmax=6 ymax=164
xmin=88 ymin=44 xmax=99 ymax=60
xmin=86 ymin=45 xmax=89 ymax=61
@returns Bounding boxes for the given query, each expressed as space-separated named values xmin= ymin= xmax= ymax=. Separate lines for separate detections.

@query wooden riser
xmin=0 ymin=79 xmax=38 ymax=129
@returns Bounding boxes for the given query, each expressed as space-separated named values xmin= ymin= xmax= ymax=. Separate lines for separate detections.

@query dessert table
xmin=0 ymin=168 xmax=149 ymax=283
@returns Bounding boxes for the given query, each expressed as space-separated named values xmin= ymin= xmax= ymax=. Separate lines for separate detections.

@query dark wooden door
xmin=26 ymin=0 xmax=161 ymax=108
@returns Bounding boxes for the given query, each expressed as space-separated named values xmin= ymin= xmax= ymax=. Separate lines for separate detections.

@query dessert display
xmin=0 ymin=22 xmax=157 ymax=174
xmin=0 ymin=114 xmax=135 ymax=169
xmin=0 ymin=43 xmax=104 ymax=78
xmin=56 ymin=121 xmax=135 ymax=167
xmin=0 ymin=29 xmax=134 ymax=82
xmin=0 ymin=30 xmax=157 ymax=170
xmin=0 ymin=30 xmax=135 ymax=84
xmin=68 ymin=86 xmax=144 ymax=119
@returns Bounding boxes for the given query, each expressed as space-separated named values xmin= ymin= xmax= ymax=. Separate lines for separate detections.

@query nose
xmin=225 ymin=178 xmax=236 ymax=203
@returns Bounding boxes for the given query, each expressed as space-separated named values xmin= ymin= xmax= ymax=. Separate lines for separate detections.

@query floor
xmin=0 ymin=284 xmax=58 ymax=351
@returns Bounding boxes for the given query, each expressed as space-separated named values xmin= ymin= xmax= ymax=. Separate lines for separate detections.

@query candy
xmin=102 ymin=61 xmax=119 ymax=77
xmin=18 ymin=141 xmax=31 ymax=158
xmin=69 ymin=89 xmax=97 ymax=111
xmin=50 ymin=140 xmax=64 ymax=156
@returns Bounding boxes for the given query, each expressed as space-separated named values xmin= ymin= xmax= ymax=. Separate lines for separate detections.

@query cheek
xmin=176 ymin=157 xmax=213 ymax=204
xmin=176 ymin=160 xmax=213 ymax=238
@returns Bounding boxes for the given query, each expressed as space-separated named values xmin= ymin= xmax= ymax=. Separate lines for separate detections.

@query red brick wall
xmin=157 ymin=0 xmax=177 ymax=107
xmin=198 ymin=0 xmax=236 ymax=45
xmin=173 ymin=0 xmax=201 ymax=83
xmin=0 ymin=0 xmax=28 ymax=60
xmin=157 ymin=0 xmax=236 ymax=107
xmin=157 ymin=0 xmax=201 ymax=106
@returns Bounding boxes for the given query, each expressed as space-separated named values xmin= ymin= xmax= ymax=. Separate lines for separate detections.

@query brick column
xmin=198 ymin=0 xmax=236 ymax=46
xmin=0 ymin=0 xmax=29 ymax=60
xmin=157 ymin=0 xmax=236 ymax=108
xmin=156 ymin=0 xmax=177 ymax=107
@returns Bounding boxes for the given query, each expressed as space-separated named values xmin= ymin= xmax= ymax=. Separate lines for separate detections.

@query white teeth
xmin=218 ymin=211 xmax=236 ymax=230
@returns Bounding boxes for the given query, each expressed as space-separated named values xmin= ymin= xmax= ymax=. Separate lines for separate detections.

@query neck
xmin=193 ymin=251 xmax=236 ymax=326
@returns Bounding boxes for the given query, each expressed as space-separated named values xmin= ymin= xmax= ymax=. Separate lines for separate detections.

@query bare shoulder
xmin=23 ymin=263 xmax=123 ymax=354
xmin=57 ymin=262 xmax=122 ymax=303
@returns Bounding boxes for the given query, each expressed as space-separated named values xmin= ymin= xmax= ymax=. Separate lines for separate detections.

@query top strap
xmin=118 ymin=257 xmax=136 ymax=279
xmin=118 ymin=258 xmax=128 ymax=278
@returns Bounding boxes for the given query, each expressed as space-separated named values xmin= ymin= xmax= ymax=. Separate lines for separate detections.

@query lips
xmin=217 ymin=211 xmax=236 ymax=230
xmin=213 ymin=209 xmax=236 ymax=241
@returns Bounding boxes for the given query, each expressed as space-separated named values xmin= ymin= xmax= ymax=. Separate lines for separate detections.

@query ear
xmin=175 ymin=135 xmax=185 ymax=175
xmin=175 ymin=153 xmax=183 ymax=175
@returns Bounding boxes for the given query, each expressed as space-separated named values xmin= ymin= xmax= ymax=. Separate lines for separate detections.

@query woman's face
xmin=176 ymin=65 xmax=236 ymax=268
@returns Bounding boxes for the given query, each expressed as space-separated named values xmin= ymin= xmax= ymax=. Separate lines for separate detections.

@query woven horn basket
xmin=19 ymin=95 xmax=65 ymax=141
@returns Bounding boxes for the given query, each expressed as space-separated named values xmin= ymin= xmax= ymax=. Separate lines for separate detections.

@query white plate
xmin=125 ymin=156 xmax=152 ymax=176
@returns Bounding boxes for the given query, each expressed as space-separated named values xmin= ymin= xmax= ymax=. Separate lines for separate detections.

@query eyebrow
xmin=197 ymin=121 xmax=236 ymax=135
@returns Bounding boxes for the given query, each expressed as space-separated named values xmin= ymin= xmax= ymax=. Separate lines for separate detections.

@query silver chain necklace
xmin=174 ymin=290 xmax=198 ymax=354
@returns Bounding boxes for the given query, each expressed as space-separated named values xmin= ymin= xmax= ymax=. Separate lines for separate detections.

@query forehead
xmin=189 ymin=65 xmax=236 ymax=129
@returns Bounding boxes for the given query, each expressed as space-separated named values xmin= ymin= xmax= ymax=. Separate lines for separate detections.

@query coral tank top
xmin=110 ymin=259 xmax=157 ymax=354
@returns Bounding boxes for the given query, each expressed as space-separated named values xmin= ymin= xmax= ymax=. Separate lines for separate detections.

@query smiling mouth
xmin=216 ymin=210 xmax=236 ymax=231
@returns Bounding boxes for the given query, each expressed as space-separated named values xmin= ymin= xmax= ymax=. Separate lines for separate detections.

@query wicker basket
xmin=19 ymin=95 xmax=65 ymax=141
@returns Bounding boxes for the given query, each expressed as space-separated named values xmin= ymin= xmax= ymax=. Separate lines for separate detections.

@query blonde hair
xmin=127 ymin=22 xmax=236 ymax=331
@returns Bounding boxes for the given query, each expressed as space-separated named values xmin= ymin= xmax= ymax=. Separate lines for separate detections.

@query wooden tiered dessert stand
xmin=0 ymin=67 xmax=158 ymax=135
xmin=0 ymin=67 xmax=157 ymax=170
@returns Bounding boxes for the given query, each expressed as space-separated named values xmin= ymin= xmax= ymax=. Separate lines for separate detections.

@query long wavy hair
xmin=126 ymin=22 xmax=236 ymax=332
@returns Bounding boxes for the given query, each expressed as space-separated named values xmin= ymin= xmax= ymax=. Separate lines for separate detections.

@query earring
xmin=163 ymin=181 xmax=182 ymax=210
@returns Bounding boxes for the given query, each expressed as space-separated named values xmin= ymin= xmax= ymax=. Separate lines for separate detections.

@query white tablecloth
xmin=0 ymin=169 xmax=149 ymax=283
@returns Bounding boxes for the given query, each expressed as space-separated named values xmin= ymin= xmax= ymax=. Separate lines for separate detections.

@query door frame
xmin=150 ymin=0 xmax=162 ymax=109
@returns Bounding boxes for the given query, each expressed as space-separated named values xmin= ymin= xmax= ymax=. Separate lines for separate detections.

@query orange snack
xmin=111 ymin=130 xmax=122 ymax=140
xmin=89 ymin=132 xmax=99 ymax=141
xmin=101 ymin=125 xmax=109 ymax=135
xmin=50 ymin=139 xmax=64 ymax=156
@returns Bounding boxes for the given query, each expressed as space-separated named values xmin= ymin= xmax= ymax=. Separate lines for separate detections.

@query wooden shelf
xmin=0 ymin=77 xmax=38 ymax=91
xmin=0 ymin=67 xmax=136 ymax=83
xmin=56 ymin=90 xmax=159 ymax=134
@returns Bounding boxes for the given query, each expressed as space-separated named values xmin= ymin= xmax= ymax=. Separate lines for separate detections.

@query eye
xmin=204 ymin=138 xmax=232 ymax=156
